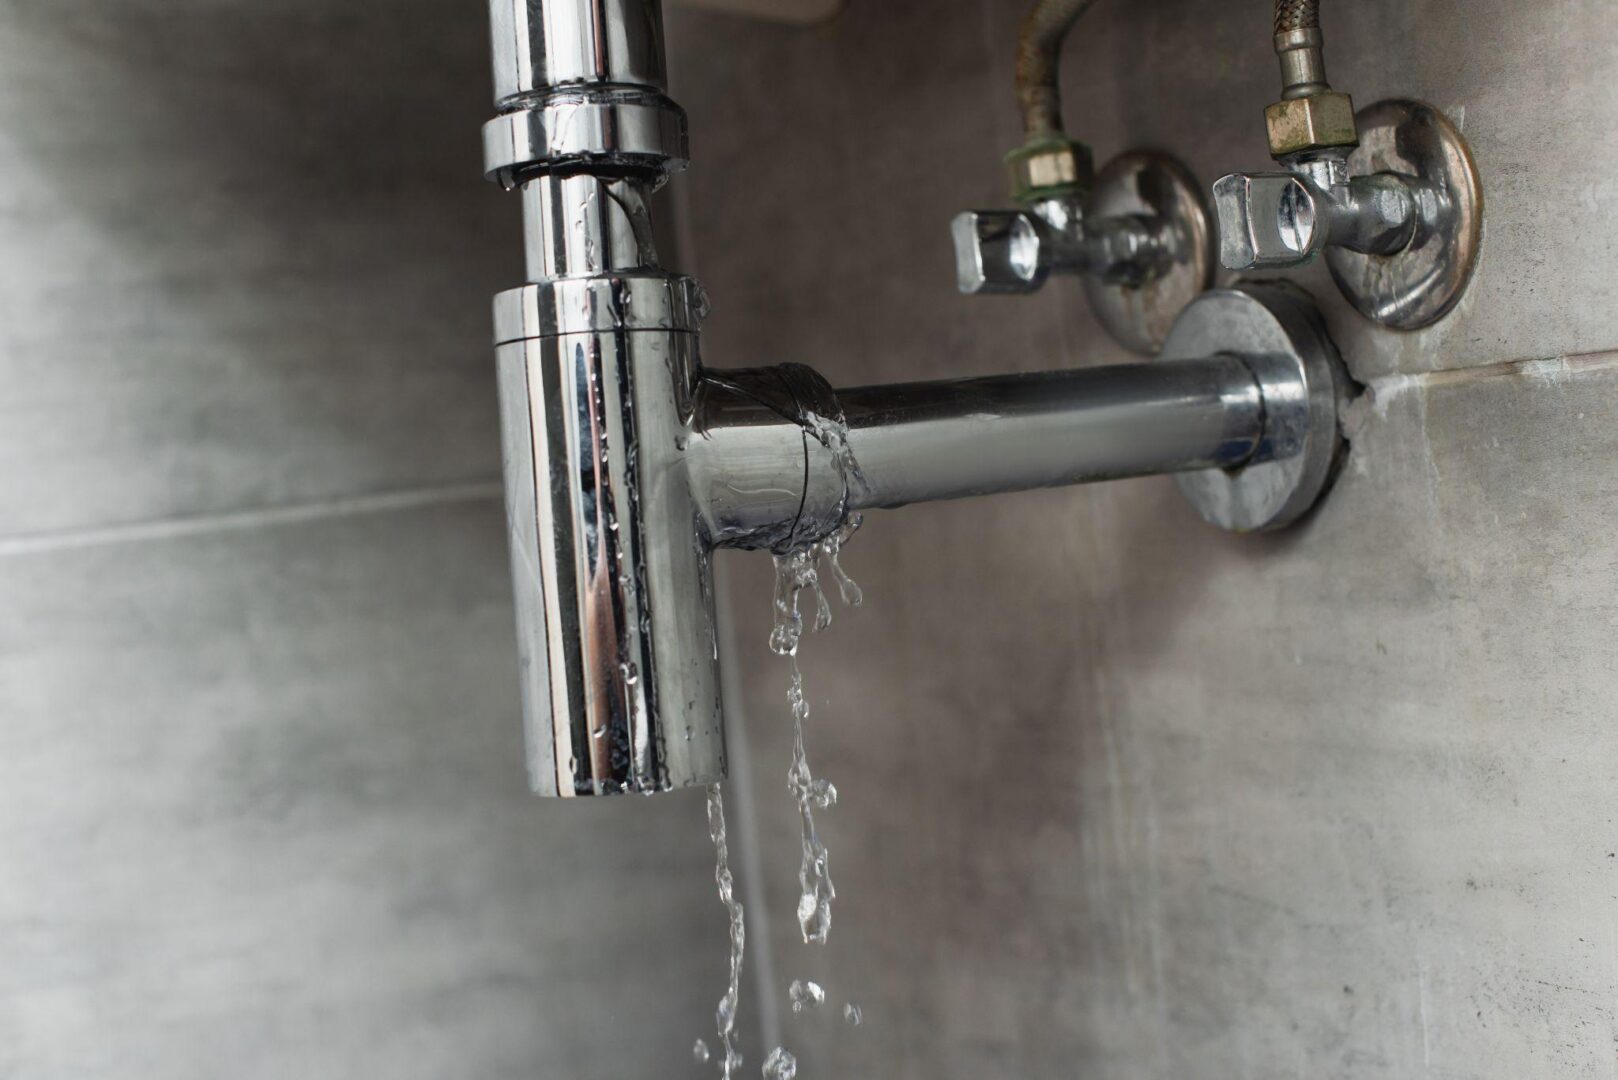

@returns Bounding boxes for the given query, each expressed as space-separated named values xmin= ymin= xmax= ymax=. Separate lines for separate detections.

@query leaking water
xmin=702 ymin=402 xmax=867 ymax=1077
xmin=788 ymin=979 xmax=825 ymax=1014
xmin=761 ymin=1047 xmax=798 ymax=1080
xmin=693 ymin=1039 xmax=711 ymax=1064
xmin=758 ymin=519 xmax=865 ymax=1074
xmin=768 ymin=515 xmax=863 ymax=945
xmin=842 ymin=1003 xmax=862 ymax=1027
xmin=706 ymin=783 xmax=746 ymax=1079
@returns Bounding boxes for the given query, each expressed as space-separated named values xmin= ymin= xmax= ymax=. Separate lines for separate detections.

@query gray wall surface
xmin=667 ymin=1 xmax=1618 ymax=1077
xmin=0 ymin=3 xmax=725 ymax=1077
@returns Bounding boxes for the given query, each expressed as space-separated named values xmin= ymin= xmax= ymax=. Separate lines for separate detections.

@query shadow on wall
xmin=0 ymin=0 xmax=516 ymax=534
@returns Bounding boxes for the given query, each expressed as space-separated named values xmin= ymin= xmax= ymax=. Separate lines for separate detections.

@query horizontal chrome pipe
xmin=687 ymin=356 xmax=1267 ymax=547
xmin=839 ymin=360 xmax=1263 ymax=509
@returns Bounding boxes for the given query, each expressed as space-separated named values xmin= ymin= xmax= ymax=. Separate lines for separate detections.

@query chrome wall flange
xmin=1162 ymin=284 xmax=1350 ymax=532
xmin=1325 ymin=99 xmax=1483 ymax=330
xmin=1081 ymin=151 xmax=1216 ymax=355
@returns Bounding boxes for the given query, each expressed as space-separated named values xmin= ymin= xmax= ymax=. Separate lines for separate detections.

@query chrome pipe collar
xmin=484 ymin=0 xmax=687 ymax=187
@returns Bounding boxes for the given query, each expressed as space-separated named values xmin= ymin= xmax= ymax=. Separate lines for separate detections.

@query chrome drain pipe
xmin=483 ymin=0 xmax=1350 ymax=797
xmin=686 ymin=357 xmax=1269 ymax=547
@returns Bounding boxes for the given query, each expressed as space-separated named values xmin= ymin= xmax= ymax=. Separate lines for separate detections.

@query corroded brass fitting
xmin=1005 ymin=134 xmax=1094 ymax=205
xmin=1265 ymin=91 xmax=1358 ymax=159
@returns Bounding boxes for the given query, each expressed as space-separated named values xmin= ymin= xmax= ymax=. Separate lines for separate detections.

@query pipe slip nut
xmin=483 ymin=89 xmax=690 ymax=188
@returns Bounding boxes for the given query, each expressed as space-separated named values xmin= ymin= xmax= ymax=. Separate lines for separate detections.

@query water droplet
xmin=821 ymin=515 xmax=864 ymax=607
xmin=843 ymin=1003 xmax=862 ymax=1027
xmin=788 ymin=979 xmax=824 ymax=1013
xmin=809 ymin=778 xmax=837 ymax=809
xmin=761 ymin=1047 xmax=797 ymax=1080
xmin=693 ymin=1039 xmax=711 ymax=1064
xmin=795 ymin=893 xmax=818 ymax=933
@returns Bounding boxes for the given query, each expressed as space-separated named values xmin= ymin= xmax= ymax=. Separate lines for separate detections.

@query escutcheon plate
xmin=1325 ymin=99 xmax=1483 ymax=330
xmin=1082 ymin=150 xmax=1217 ymax=355
xmin=1161 ymin=284 xmax=1350 ymax=532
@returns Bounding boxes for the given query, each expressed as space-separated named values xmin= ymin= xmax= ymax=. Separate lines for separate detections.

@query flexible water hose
xmin=1274 ymin=0 xmax=1320 ymax=34
xmin=1015 ymin=0 xmax=1325 ymax=138
xmin=1013 ymin=0 xmax=1101 ymax=137
xmin=1272 ymin=0 xmax=1329 ymax=100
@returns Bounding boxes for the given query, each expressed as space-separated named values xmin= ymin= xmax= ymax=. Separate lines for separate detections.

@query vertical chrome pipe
xmin=489 ymin=0 xmax=667 ymax=109
xmin=486 ymin=0 xmax=721 ymax=797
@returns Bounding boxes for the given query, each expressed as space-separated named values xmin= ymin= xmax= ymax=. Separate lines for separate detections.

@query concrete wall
xmin=0 ymin=3 xmax=725 ymax=1077
xmin=668 ymin=1 xmax=1618 ymax=1077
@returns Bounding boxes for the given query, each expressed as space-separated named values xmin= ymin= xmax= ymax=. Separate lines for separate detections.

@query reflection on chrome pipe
xmin=495 ymin=312 xmax=722 ymax=797
xmin=839 ymin=359 xmax=1263 ymax=510
xmin=487 ymin=0 xmax=668 ymax=107
xmin=521 ymin=174 xmax=661 ymax=281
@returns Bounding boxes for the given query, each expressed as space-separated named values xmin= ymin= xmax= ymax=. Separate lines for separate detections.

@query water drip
xmin=788 ymin=979 xmax=825 ymax=1014
xmin=761 ymin=1047 xmax=797 ymax=1080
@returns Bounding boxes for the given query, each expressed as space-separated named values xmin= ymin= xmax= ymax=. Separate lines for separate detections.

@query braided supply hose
xmin=1273 ymin=0 xmax=1330 ymax=100
xmin=1275 ymin=0 xmax=1320 ymax=35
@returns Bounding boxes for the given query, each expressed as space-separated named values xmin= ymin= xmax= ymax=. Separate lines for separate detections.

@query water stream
xmin=703 ymin=417 xmax=867 ymax=1077
xmin=758 ymin=518 xmax=864 ymax=1072
xmin=705 ymin=783 xmax=746 ymax=1079
xmin=768 ymin=515 xmax=862 ymax=947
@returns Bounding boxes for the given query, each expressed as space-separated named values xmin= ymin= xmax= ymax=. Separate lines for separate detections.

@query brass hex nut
xmin=1265 ymin=92 xmax=1358 ymax=158
xmin=1005 ymin=136 xmax=1094 ymax=205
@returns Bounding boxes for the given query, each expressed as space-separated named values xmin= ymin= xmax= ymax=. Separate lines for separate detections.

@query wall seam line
xmin=0 ymin=478 xmax=504 ymax=559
